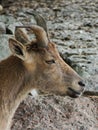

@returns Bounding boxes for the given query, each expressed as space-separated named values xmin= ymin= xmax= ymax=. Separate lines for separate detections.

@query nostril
xmin=78 ymin=81 xmax=85 ymax=87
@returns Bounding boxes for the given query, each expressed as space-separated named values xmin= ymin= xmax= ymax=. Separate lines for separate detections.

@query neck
xmin=0 ymin=56 xmax=34 ymax=130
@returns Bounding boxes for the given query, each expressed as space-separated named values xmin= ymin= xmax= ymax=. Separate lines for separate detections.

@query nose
xmin=67 ymin=80 xmax=85 ymax=98
xmin=78 ymin=81 xmax=85 ymax=88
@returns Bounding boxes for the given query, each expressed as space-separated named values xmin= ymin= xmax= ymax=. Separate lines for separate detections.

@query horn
xmin=15 ymin=27 xmax=30 ymax=44
xmin=26 ymin=11 xmax=48 ymax=34
xmin=16 ymin=25 xmax=48 ymax=47
xmin=29 ymin=25 xmax=48 ymax=47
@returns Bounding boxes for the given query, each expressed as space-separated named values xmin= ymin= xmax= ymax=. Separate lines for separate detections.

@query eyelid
xmin=45 ymin=59 xmax=55 ymax=64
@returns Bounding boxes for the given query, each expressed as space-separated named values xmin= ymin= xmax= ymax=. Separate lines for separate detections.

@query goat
xmin=0 ymin=21 xmax=85 ymax=130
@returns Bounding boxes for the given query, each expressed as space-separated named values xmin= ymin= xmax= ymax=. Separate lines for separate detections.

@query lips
xmin=68 ymin=87 xmax=82 ymax=98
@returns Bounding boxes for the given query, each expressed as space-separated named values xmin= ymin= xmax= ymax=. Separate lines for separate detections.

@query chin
xmin=67 ymin=87 xmax=83 ymax=98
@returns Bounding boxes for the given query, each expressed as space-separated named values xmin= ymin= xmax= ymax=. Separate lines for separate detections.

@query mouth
xmin=67 ymin=87 xmax=82 ymax=98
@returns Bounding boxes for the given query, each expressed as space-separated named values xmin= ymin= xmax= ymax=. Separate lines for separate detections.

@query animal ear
xmin=9 ymin=38 xmax=26 ymax=60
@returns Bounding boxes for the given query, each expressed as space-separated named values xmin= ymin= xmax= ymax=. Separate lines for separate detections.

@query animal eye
xmin=45 ymin=59 xmax=55 ymax=64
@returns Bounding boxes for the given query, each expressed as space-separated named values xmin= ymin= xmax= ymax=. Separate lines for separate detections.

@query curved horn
xmin=15 ymin=27 xmax=30 ymax=45
xmin=30 ymin=25 xmax=48 ymax=47
xmin=26 ymin=11 xmax=48 ymax=34
xmin=16 ymin=25 xmax=49 ymax=47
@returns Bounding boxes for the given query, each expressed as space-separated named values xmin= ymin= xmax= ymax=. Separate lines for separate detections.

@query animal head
xmin=9 ymin=24 xmax=85 ymax=98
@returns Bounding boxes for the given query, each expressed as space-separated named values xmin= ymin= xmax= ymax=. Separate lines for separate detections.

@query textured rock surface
xmin=12 ymin=95 xmax=98 ymax=130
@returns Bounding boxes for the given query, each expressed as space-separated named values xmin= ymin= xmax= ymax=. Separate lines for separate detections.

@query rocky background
xmin=0 ymin=0 xmax=98 ymax=130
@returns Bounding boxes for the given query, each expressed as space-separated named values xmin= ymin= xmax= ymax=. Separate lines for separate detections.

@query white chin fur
xmin=30 ymin=89 xmax=38 ymax=97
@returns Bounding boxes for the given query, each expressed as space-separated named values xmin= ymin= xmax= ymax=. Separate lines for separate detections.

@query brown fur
xmin=0 ymin=25 xmax=85 ymax=130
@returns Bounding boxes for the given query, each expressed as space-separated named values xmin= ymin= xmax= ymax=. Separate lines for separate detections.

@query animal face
xmin=9 ymin=25 xmax=85 ymax=98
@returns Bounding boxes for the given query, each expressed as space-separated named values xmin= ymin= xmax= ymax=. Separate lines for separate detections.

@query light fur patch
xmin=30 ymin=89 xmax=38 ymax=97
